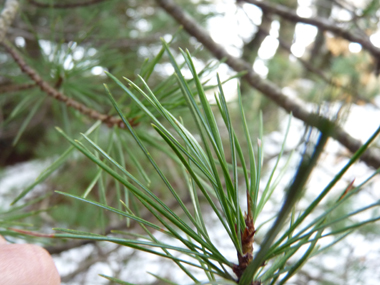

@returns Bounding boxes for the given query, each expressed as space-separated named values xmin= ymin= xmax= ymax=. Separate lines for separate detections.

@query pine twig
xmin=0 ymin=82 xmax=36 ymax=93
xmin=1 ymin=40 xmax=131 ymax=128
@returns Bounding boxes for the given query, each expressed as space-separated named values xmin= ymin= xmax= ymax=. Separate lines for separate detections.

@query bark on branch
xmin=239 ymin=0 xmax=380 ymax=59
xmin=0 ymin=82 xmax=36 ymax=93
xmin=155 ymin=0 xmax=380 ymax=169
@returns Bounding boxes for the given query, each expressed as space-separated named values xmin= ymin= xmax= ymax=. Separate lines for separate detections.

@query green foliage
xmin=2 ymin=1 xmax=380 ymax=284
xmin=3 ymin=45 xmax=379 ymax=284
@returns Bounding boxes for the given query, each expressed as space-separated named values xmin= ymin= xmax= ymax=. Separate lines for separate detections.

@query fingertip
xmin=27 ymin=244 xmax=61 ymax=285
xmin=0 ymin=235 xmax=7 ymax=244
xmin=0 ymin=243 xmax=61 ymax=285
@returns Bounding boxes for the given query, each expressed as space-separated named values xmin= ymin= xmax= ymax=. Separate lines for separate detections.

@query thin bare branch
xmin=27 ymin=0 xmax=107 ymax=9
xmin=0 ymin=82 xmax=36 ymax=93
xmin=155 ymin=0 xmax=380 ymax=169
xmin=238 ymin=0 xmax=380 ymax=59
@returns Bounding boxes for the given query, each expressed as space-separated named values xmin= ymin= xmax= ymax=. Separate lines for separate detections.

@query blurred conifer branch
xmin=3 ymin=0 xmax=379 ymax=168
xmin=0 ymin=82 xmax=36 ymax=93
xmin=0 ymin=40 xmax=135 ymax=128
xmin=155 ymin=0 xmax=380 ymax=169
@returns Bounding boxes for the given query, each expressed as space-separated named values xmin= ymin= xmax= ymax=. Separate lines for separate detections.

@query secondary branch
xmin=1 ymin=41 xmax=129 ymax=128
xmin=238 ymin=0 xmax=380 ymax=59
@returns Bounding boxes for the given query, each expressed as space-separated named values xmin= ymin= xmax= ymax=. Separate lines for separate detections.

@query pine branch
xmin=0 ymin=82 xmax=36 ymax=93
xmin=0 ymin=2 xmax=126 ymax=128
xmin=1 ymin=40 xmax=132 ymax=128
xmin=155 ymin=0 xmax=380 ymax=169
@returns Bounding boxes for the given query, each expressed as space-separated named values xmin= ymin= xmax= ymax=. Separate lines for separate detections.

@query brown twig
xmin=233 ymin=210 xmax=256 ymax=282
xmin=241 ymin=9 xmax=347 ymax=97
xmin=0 ymin=82 xmax=36 ymax=93
xmin=1 ymin=40 xmax=129 ymax=128
xmin=155 ymin=0 xmax=380 ymax=169
xmin=238 ymin=0 xmax=380 ymax=60
xmin=27 ymin=0 xmax=107 ymax=9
